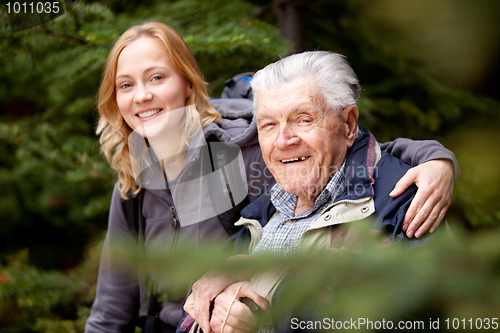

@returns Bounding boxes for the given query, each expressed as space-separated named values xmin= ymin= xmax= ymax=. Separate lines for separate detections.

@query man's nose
xmin=133 ymin=85 xmax=153 ymax=104
xmin=274 ymin=124 xmax=300 ymax=149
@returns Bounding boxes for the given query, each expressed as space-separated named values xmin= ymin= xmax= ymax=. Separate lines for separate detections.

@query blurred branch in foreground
xmin=109 ymin=225 xmax=500 ymax=332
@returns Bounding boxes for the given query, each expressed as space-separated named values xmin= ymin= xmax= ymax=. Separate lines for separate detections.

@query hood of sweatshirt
xmin=204 ymin=98 xmax=258 ymax=147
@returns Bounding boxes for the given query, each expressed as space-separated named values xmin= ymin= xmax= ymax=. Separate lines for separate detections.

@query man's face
xmin=256 ymin=77 xmax=357 ymax=201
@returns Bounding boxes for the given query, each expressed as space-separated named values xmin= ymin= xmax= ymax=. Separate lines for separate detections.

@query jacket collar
xmin=335 ymin=124 xmax=377 ymax=203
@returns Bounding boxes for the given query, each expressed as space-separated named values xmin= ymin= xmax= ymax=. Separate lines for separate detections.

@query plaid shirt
xmin=252 ymin=161 xmax=346 ymax=256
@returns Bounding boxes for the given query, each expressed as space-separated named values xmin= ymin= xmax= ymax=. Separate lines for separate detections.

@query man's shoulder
xmin=372 ymin=152 xmax=416 ymax=235
xmin=373 ymin=151 xmax=415 ymax=203
xmin=374 ymin=152 xmax=412 ymax=191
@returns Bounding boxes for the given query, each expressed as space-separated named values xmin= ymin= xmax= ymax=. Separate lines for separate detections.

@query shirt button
xmin=324 ymin=214 xmax=332 ymax=221
xmin=361 ymin=206 xmax=369 ymax=213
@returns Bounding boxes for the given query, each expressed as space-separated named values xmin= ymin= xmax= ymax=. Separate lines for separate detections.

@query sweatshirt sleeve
xmin=380 ymin=138 xmax=461 ymax=181
xmin=85 ymin=183 xmax=140 ymax=333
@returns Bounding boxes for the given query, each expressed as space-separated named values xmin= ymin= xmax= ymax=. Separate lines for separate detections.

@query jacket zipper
xmin=329 ymin=196 xmax=371 ymax=207
xmin=168 ymin=152 xmax=200 ymax=251
xmin=169 ymin=205 xmax=180 ymax=251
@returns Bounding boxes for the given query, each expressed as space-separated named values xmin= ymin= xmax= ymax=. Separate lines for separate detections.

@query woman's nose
xmin=134 ymin=85 xmax=153 ymax=104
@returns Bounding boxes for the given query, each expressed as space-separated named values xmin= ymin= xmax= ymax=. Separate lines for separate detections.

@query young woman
xmin=85 ymin=21 xmax=459 ymax=333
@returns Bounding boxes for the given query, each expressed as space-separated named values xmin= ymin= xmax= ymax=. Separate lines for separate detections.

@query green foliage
xmin=0 ymin=0 xmax=290 ymax=269
xmin=448 ymin=121 xmax=500 ymax=228
xmin=1 ymin=226 xmax=499 ymax=332
xmin=115 ymin=226 xmax=500 ymax=332
xmin=0 ymin=249 xmax=95 ymax=332
xmin=2 ymin=227 xmax=499 ymax=332
xmin=286 ymin=229 xmax=500 ymax=331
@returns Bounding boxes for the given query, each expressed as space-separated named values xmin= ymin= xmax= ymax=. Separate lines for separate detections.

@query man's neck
xmin=294 ymin=192 xmax=319 ymax=216
xmin=292 ymin=162 xmax=346 ymax=216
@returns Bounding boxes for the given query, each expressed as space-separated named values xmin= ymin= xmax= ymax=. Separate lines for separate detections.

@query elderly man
xmin=182 ymin=51 xmax=454 ymax=333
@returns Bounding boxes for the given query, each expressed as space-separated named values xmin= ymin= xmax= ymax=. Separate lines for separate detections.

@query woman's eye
xmin=152 ymin=75 xmax=164 ymax=82
xmin=119 ymin=83 xmax=132 ymax=89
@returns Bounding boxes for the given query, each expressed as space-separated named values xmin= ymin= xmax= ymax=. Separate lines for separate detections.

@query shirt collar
xmin=270 ymin=161 xmax=346 ymax=218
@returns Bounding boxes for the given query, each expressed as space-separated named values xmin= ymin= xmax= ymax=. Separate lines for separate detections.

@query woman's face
xmin=115 ymin=36 xmax=192 ymax=131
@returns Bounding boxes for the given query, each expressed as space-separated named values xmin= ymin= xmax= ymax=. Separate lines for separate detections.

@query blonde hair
xmin=96 ymin=21 xmax=221 ymax=199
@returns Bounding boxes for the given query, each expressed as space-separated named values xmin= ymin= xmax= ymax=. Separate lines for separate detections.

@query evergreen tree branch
xmin=0 ymin=11 xmax=86 ymax=44
xmin=176 ymin=12 xmax=209 ymax=26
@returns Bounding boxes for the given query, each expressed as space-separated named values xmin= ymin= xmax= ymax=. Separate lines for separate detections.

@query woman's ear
xmin=342 ymin=105 xmax=359 ymax=148
xmin=185 ymin=82 xmax=193 ymax=104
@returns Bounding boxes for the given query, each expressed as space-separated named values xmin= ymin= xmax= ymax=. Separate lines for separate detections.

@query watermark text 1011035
xmin=2 ymin=1 xmax=79 ymax=33
xmin=6 ymin=2 xmax=60 ymax=14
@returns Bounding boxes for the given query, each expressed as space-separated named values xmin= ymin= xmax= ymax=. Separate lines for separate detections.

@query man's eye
xmin=258 ymin=122 xmax=273 ymax=130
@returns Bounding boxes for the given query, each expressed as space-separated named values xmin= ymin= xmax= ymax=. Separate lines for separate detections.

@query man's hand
xmin=184 ymin=269 xmax=238 ymax=333
xmin=390 ymin=159 xmax=455 ymax=238
xmin=184 ymin=255 xmax=263 ymax=333
xmin=210 ymin=282 xmax=267 ymax=333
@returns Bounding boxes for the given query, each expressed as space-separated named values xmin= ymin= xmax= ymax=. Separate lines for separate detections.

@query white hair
xmin=251 ymin=51 xmax=361 ymax=114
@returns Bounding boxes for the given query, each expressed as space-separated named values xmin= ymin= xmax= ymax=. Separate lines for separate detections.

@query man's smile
xmin=280 ymin=156 xmax=310 ymax=164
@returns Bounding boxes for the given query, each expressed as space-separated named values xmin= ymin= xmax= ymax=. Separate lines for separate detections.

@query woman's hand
xmin=390 ymin=159 xmax=455 ymax=238
xmin=209 ymin=282 xmax=267 ymax=333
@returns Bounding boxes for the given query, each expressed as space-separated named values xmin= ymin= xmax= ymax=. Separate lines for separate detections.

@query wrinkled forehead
xmin=256 ymin=77 xmax=327 ymax=117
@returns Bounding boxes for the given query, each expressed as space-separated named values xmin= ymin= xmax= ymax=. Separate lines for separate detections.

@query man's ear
xmin=342 ymin=105 xmax=359 ymax=148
